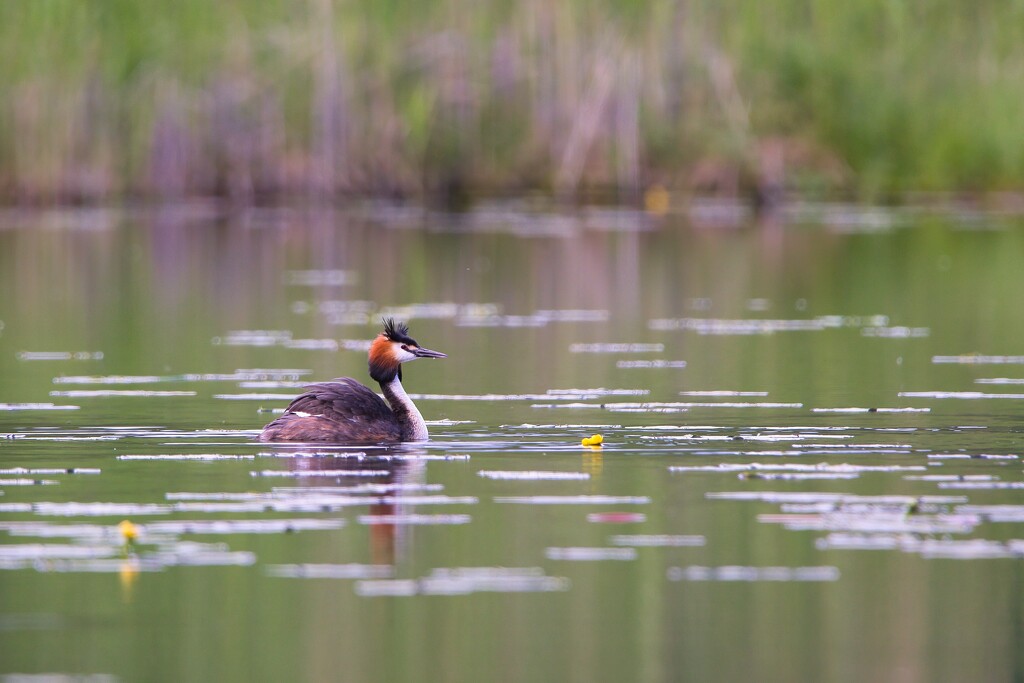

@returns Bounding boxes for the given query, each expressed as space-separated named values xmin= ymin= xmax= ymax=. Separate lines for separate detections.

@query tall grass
xmin=2 ymin=0 xmax=1024 ymax=204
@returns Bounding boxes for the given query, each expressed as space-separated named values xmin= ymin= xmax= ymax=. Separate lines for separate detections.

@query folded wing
xmin=258 ymin=378 xmax=404 ymax=443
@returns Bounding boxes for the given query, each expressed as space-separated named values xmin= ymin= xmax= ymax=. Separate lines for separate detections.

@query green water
xmin=0 ymin=205 xmax=1023 ymax=682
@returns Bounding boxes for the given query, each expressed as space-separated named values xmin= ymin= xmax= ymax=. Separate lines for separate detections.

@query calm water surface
xmin=1 ymin=204 xmax=1023 ymax=682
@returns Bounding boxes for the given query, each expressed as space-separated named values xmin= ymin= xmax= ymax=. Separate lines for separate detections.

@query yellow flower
xmin=644 ymin=185 xmax=670 ymax=216
xmin=118 ymin=520 xmax=139 ymax=542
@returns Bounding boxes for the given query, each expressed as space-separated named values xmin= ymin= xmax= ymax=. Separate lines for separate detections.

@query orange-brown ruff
xmin=258 ymin=319 xmax=446 ymax=443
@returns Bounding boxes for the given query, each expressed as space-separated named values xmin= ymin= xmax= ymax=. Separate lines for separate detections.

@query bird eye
xmin=401 ymin=344 xmax=410 ymax=351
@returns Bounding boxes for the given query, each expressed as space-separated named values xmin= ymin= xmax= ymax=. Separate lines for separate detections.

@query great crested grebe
xmin=258 ymin=318 xmax=446 ymax=443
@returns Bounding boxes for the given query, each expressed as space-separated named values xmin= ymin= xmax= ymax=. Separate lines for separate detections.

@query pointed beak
xmin=412 ymin=346 xmax=447 ymax=359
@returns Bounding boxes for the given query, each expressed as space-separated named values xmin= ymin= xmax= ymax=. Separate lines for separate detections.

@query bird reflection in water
xmin=287 ymin=450 xmax=427 ymax=566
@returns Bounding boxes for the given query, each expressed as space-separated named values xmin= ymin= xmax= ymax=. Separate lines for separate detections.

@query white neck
xmin=380 ymin=375 xmax=428 ymax=441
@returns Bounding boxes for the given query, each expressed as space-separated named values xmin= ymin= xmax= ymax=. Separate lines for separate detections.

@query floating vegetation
xmin=0 ymin=468 xmax=100 ymax=475
xmin=339 ymin=338 xmax=374 ymax=352
xmin=171 ymin=499 xmax=366 ymax=513
xmin=337 ymin=581 xmax=417 ymax=595
xmin=586 ymin=512 xmax=645 ymax=524
xmin=861 ymin=326 xmax=929 ymax=338
xmin=746 ymin=472 xmax=861 ymax=481
xmin=610 ymin=534 xmax=705 ymax=547
xmin=811 ymin=407 xmax=930 ymax=413
xmin=545 ymin=547 xmax=637 ymax=561
xmin=938 ymin=481 xmax=1024 ymax=490
xmin=547 ymin=388 xmax=647 ymax=398
xmin=0 ymin=540 xmax=256 ymax=571
xmin=50 ymin=390 xmax=197 ymax=398
xmin=922 ymin=540 xmax=1024 ymax=560
xmin=816 ymin=534 xmax=1024 ymax=560
xmin=932 ymin=355 xmax=1024 ymax=364
xmin=672 ymin=401 xmax=804 ymax=409
xmin=283 ymin=339 xmax=340 ymax=351
xmin=8 ymin=558 xmax=153 ymax=573
xmin=0 ymin=543 xmax=119 ymax=562
xmin=215 ymin=393 xmax=299 ymax=401
xmin=956 ymin=505 xmax=1024 ymax=522
xmin=258 ymin=448 xmax=375 ymax=458
xmin=667 ymin=566 xmax=840 ymax=582
xmin=651 ymin=315 xmax=898 ymax=335
xmin=144 ymin=547 xmax=257 ymax=568
xmin=757 ymin=512 xmax=978 ymax=534
xmin=742 ymin=433 xmax=851 ymax=442
xmin=454 ymin=307 xmax=609 ymax=328
xmin=904 ymin=475 xmax=997 ymax=482
xmin=495 ymin=495 xmax=650 ymax=505
xmin=0 ymin=479 xmax=59 ymax=486
xmin=617 ymin=360 xmax=688 ymax=369
xmin=531 ymin=403 xmax=687 ymax=413
xmin=147 ymin=519 xmax=345 ymax=534
xmin=667 ymin=435 xmax=754 ymax=446
xmin=212 ymin=330 xmax=292 ymax=347
xmin=267 ymin=563 xmax=393 ymax=579
xmin=650 ymin=318 xmax=826 ymax=335
xmin=707 ymin=491 xmax=966 ymax=505
xmin=534 ymin=401 xmax=801 ymax=411
xmin=285 ymin=269 xmax=355 ymax=286
xmin=392 ymin=392 xmax=543 ymax=402
xmin=814 ymin=533 xmax=916 ymax=551
xmin=378 ymin=302 xmax=461 ymax=320
xmin=0 ymin=403 xmax=80 ymax=411
xmin=670 ymin=463 xmax=926 ymax=474
xmin=681 ymin=390 xmax=767 ymax=397
xmin=758 ymin=425 xmax=862 ymax=432
xmin=251 ymin=469 xmax=391 ymax=479
xmin=53 ymin=375 xmax=166 ymax=384
xmin=118 ymin=454 xmax=255 ymax=461
xmin=355 ymin=567 xmax=570 ymax=596
xmin=568 ymin=343 xmax=664 ymax=353
xmin=394 ymin=454 xmax=471 ymax=462
xmin=358 ymin=514 xmax=471 ymax=525
xmin=17 ymin=351 xmax=104 ymax=361
xmin=456 ymin=315 xmax=545 ymax=328
xmin=52 ymin=369 xmax=312 ymax=384
xmin=505 ymin=423 xmax=623 ymax=430
xmin=793 ymin=442 xmax=914 ymax=451
xmin=415 ymin=388 xmax=645 ymax=402
xmin=311 ymin=298 xmax=374 ymax=315
xmin=899 ymin=391 xmax=1024 ymax=400
xmin=478 ymin=471 xmax=590 ymax=481
xmin=377 ymin=303 xmax=607 ymax=327
xmin=271 ymin=483 xmax=445 ymax=495
xmin=167 ymin=491 xmax=296 ymax=501
xmin=633 ymin=425 xmax=718 ymax=431
xmin=377 ymin=495 xmax=478 ymax=505
xmin=30 ymin=502 xmax=173 ymax=517
xmin=534 ymin=309 xmax=609 ymax=323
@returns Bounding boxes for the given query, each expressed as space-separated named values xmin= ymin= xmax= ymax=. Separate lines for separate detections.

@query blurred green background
xmin=4 ymin=0 xmax=1024 ymax=205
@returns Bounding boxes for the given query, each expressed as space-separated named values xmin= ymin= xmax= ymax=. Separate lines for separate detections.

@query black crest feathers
xmin=382 ymin=317 xmax=415 ymax=344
